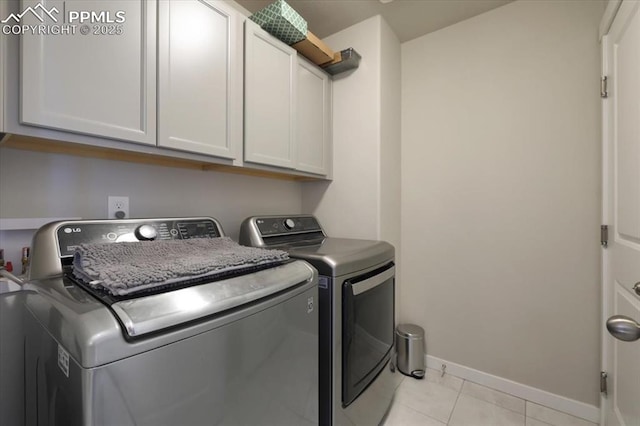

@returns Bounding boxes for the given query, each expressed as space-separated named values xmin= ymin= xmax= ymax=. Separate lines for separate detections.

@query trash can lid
xmin=396 ymin=323 xmax=424 ymax=338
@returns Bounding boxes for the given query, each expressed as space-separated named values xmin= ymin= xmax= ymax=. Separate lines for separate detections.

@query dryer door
xmin=342 ymin=263 xmax=395 ymax=407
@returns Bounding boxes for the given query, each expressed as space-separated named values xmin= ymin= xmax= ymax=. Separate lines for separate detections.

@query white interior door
xmin=601 ymin=1 xmax=640 ymax=426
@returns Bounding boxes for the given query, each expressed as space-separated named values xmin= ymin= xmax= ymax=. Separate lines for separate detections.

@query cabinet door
xmin=244 ymin=20 xmax=296 ymax=169
xmin=296 ymin=58 xmax=331 ymax=175
xmin=158 ymin=0 xmax=239 ymax=159
xmin=20 ymin=0 xmax=156 ymax=145
xmin=0 ymin=2 xmax=4 ymax=134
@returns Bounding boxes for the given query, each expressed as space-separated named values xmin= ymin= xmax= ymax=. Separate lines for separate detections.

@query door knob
xmin=606 ymin=315 xmax=640 ymax=342
xmin=633 ymin=282 xmax=640 ymax=297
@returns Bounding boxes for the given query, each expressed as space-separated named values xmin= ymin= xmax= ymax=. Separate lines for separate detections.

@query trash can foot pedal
xmin=411 ymin=370 xmax=425 ymax=379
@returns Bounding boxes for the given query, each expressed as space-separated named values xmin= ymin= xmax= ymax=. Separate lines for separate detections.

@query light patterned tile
xmin=424 ymin=367 xmax=464 ymax=392
xmin=526 ymin=402 xmax=597 ymax=426
xmin=461 ymin=381 xmax=525 ymax=414
xmin=526 ymin=417 xmax=553 ymax=426
xmin=393 ymin=372 xmax=407 ymax=390
xmin=382 ymin=401 xmax=447 ymax=426
xmin=394 ymin=376 xmax=460 ymax=423
xmin=449 ymin=394 xmax=525 ymax=426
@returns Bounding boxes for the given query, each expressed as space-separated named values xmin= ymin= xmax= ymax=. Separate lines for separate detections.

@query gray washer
xmin=23 ymin=218 xmax=319 ymax=426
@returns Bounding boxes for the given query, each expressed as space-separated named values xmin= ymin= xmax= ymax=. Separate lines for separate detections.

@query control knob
xmin=135 ymin=224 xmax=157 ymax=241
xmin=284 ymin=218 xmax=296 ymax=230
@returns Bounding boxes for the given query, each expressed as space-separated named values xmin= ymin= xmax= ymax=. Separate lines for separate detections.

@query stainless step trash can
xmin=395 ymin=324 xmax=425 ymax=379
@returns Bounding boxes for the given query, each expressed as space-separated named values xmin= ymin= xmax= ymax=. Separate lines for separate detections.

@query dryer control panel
xmin=239 ymin=215 xmax=326 ymax=248
xmin=255 ymin=216 xmax=322 ymax=236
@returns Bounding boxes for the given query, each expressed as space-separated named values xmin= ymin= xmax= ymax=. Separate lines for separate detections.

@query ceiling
xmin=235 ymin=0 xmax=514 ymax=43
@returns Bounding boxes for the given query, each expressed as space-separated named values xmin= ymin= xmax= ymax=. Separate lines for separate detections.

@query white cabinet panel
xmin=20 ymin=0 xmax=156 ymax=145
xmin=296 ymin=58 xmax=331 ymax=175
xmin=244 ymin=21 xmax=296 ymax=169
xmin=158 ymin=0 xmax=239 ymax=159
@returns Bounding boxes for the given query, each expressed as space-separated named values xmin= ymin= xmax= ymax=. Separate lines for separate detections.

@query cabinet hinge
xmin=600 ymin=371 xmax=608 ymax=395
xmin=601 ymin=225 xmax=609 ymax=248
xmin=601 ymin=76 xmax=608 ymax=98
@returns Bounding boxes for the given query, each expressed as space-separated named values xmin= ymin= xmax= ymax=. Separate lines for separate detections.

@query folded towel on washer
xmin=72 ymin=237 xmax=289 ymax=296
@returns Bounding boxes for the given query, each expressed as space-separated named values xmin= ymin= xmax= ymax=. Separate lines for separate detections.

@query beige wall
xmin=401 ymin=0 xmax=602 ymax=406
xmin=380 ymin=18 xmax=402 ymax=253
xmin=302 ymin=16 xmax=382 ymax=240
xmin=0 ymin=148 xmax=301 ymax=264
xmin=302 ymin=16 xmax=401 ymax=251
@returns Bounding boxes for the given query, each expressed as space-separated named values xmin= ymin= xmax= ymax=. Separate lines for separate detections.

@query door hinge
xmin=600 ymin=371 xmax=608 ymax=395
xmin=601 ymin=76 xmax=608 ymax=98
xmin=601 ymin=225 xmax=609 ymax=248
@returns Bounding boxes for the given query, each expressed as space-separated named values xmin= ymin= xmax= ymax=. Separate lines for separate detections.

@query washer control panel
xmin=56 ymin=218 xmax=222 ymax=257
xmin=255 ymin=216 xmax=322 ymax=236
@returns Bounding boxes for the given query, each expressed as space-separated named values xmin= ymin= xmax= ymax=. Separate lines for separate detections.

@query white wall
xmin=302 ymin=15 xmax=401 ymax=252
xmin=401 ymin=0 xmax=602 ymax=406
xmin=0 ymin=148 xmax=302 ymax=265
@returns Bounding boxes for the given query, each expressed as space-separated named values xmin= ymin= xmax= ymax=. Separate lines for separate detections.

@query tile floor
xmin=381 ymin=368 xmax=598 ymax=426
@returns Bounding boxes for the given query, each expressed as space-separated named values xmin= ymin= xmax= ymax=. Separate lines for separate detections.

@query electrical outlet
xmin=107 ymin=196 xmax=129 ymax=219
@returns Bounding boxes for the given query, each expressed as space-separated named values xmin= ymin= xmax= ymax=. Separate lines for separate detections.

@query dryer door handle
xmin=351 ymin=266 xmax=395 ymax=296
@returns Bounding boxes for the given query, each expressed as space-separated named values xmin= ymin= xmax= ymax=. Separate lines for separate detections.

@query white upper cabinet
xmin=244 ymin=21 xmax=332 ymax=176
xmin=244 ymin=20 xmax=296 ymax=169
xmin=20 ymin=0 xmax=157 ymax=145
xmin=158 ymin=0 xmax=240 ymax=159
xmin=296 ymin=58 xmax=331 ymax=175
xmin=10 ymin=0 xmax=330 ymax=178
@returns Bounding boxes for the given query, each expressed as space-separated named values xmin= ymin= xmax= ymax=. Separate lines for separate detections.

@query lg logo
xmin=63 ymin=227 xmax=81 ymax=234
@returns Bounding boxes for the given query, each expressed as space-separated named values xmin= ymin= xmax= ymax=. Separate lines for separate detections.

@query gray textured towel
xmin=72 ymin=237 xmax=289 ymax=296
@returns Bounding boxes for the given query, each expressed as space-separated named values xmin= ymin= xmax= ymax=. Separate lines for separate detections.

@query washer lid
xmin=24 ymin=260 xmax=317 ymax=367
xmin=110 ymin=260 xmax=314 ymax=338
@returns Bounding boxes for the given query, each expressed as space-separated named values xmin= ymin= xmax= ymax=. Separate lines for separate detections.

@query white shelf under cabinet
xmin=0 ymin=217 xmax=81 ymax=231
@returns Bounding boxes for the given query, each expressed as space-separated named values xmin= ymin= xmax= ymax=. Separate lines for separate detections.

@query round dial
xmin=135 ymin=224 xmax=158 ymax=241
xmin=284 ymin=218 xmax=296 ymax=230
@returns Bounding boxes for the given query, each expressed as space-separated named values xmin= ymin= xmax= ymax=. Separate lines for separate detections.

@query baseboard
xmin=425 ymin=355 xmax=600 ymax=424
